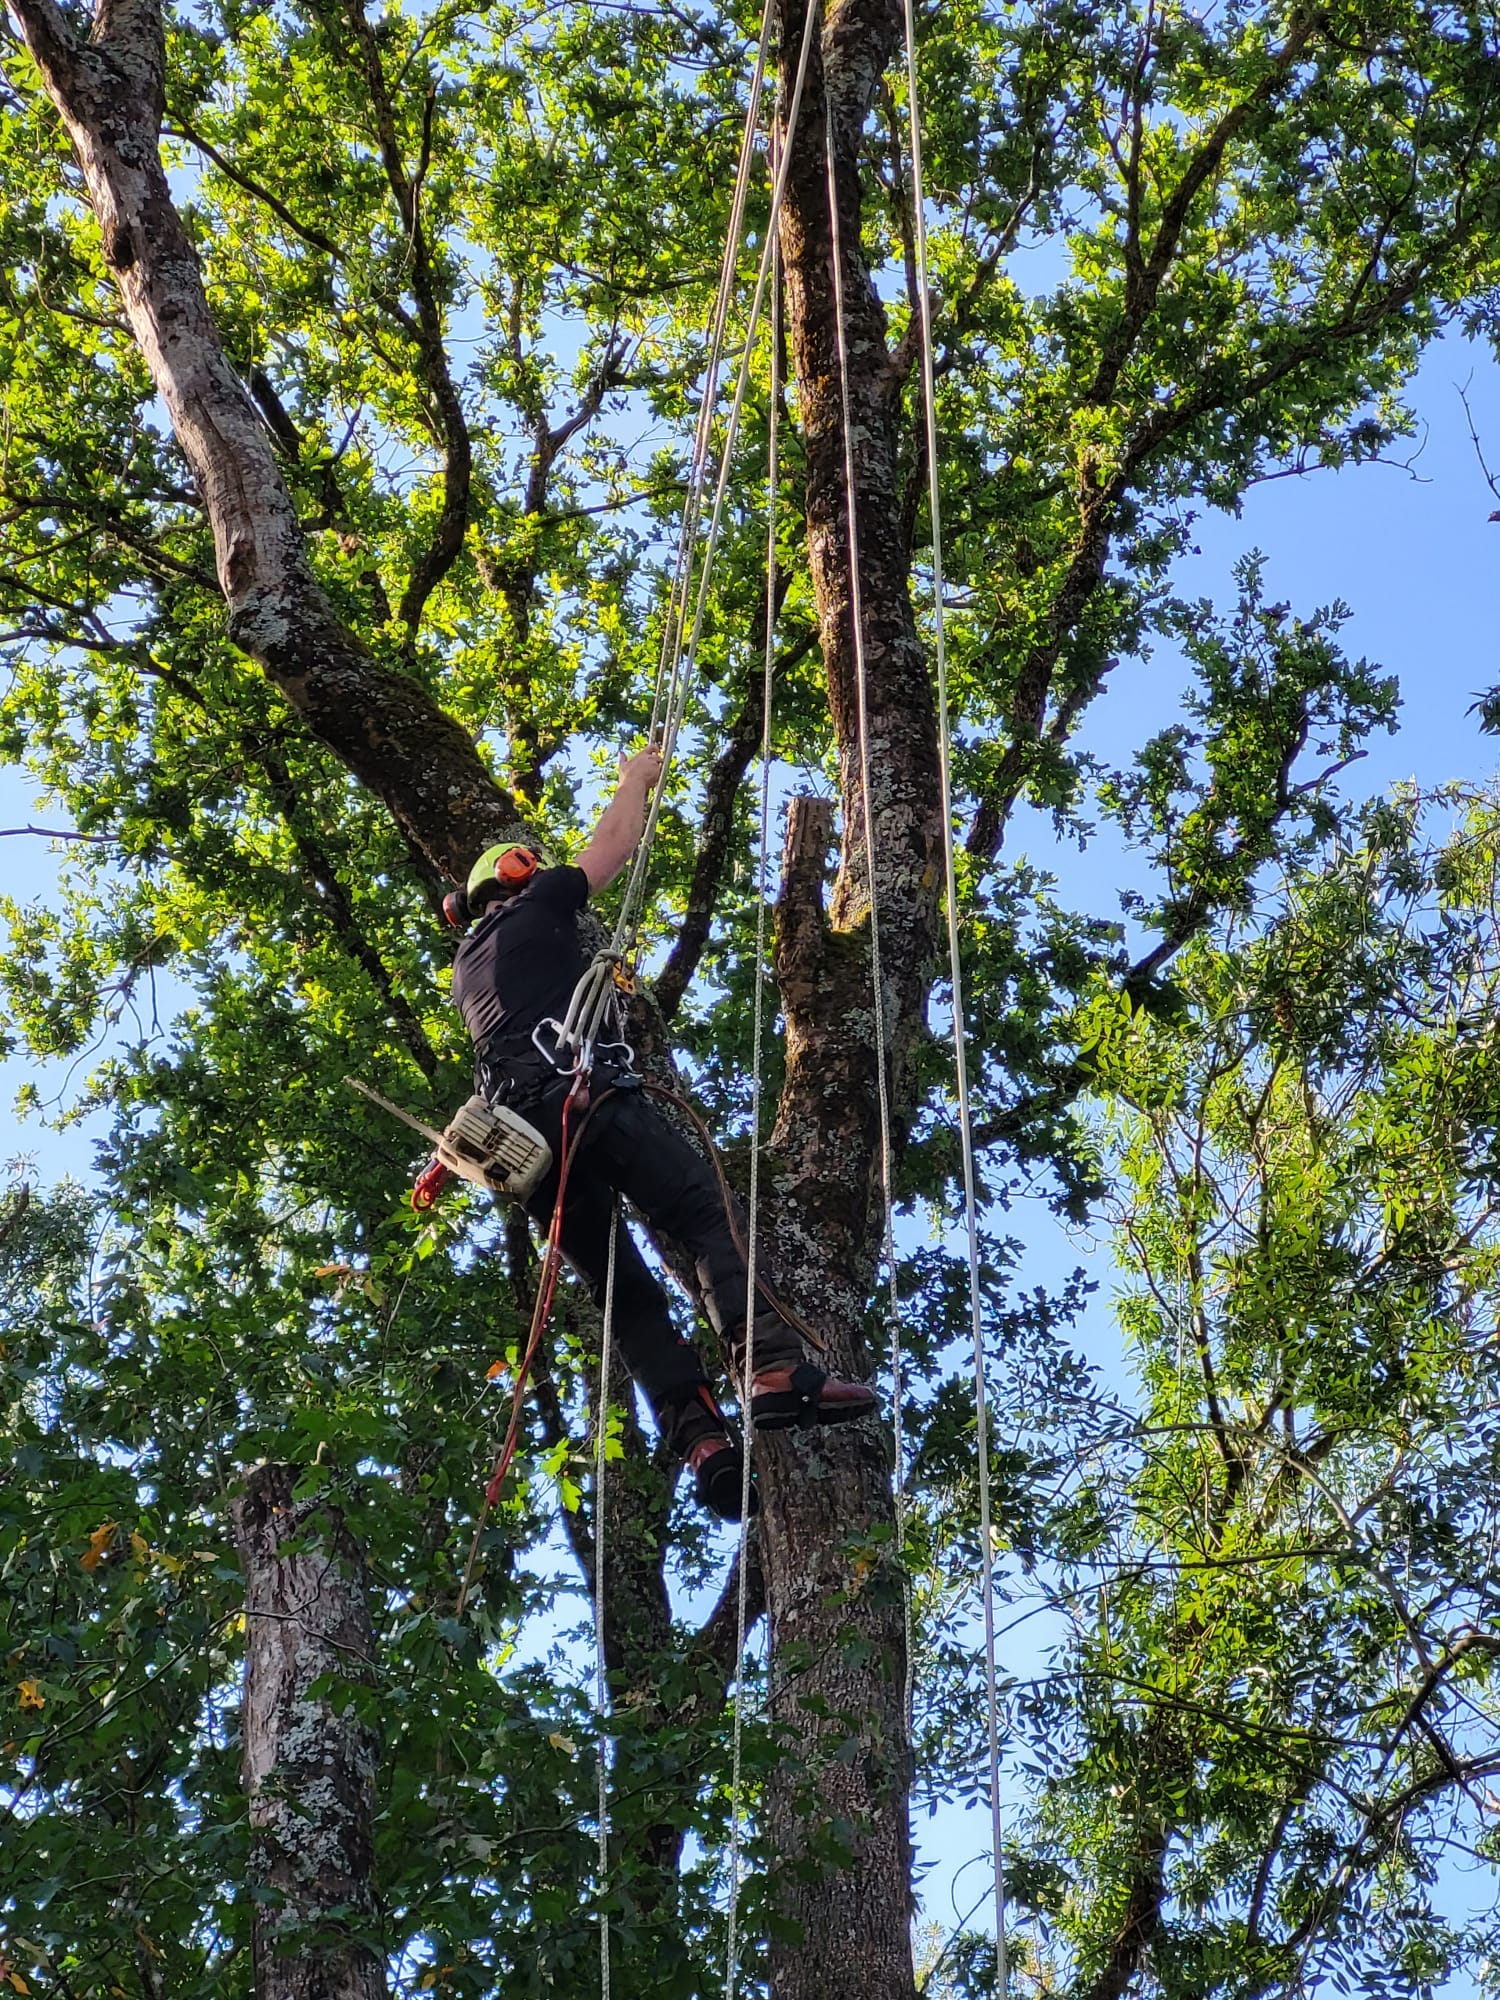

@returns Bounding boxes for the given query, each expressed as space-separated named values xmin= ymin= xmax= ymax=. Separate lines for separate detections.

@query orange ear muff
xmin=495 ymin=847 xmax=539 ymax=887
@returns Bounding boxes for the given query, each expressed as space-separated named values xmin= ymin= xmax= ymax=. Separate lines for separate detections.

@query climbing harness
xmin=899 ymin=0 xmax=1010 ymax=1982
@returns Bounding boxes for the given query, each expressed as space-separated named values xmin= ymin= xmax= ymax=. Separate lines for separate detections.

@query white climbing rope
xmin=609 ymin=0 xmax=821 ymax=973
xmin=899 ymin=6 xmax=1009 ymax=1987
xmin=722 ymin=101 xmax=783 ymax=2000
xmin=595 ymin=1212 xmax=619 ymax=2000
xmin=648 ymin=2 xmax=779 ymax=748
xmin=823 ymin=71 xmax=914 ymax=1729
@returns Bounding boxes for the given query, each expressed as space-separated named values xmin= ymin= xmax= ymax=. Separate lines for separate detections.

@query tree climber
xmin=448 ymin=746 xmax=878 ymax=1520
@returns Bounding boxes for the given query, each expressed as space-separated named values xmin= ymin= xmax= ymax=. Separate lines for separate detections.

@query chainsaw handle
xmin=411 ymin=1157 xmax=453 ymax=1212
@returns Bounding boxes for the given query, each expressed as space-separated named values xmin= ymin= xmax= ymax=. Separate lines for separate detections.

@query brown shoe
xmin=749 ymin=1362 xmax=878 ymax=1432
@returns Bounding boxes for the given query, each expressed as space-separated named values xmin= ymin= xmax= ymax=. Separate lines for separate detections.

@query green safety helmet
xmin=464 ymin=839 xmax=543 ymax=915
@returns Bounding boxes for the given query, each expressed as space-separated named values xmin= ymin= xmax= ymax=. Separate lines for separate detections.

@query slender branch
xmin=0 ymin=823 xmax=115 ymax=843
xmin=165 ymin=116 xmax=344 ymax=262
xmin=655 ymin=622 xmax=818 ymax=1023
xmin=258 ymin=742 xmax=440 ymax=1079
xmin=477 ymin=334 xmax=631 ymax=797
xmin=686 ymin=1536 xmax=766 ymax=1701
xmin=342 ymin=0 xmax=472 ymax=641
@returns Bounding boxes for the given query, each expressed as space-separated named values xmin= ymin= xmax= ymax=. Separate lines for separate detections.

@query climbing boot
xmin=663 ymin=1385 xmax=758 ymax=1521
xmin=749 ymin=1361 xmax=878 ymax=1432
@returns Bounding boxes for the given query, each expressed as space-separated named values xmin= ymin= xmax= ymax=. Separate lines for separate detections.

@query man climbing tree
xmin=7 ymin=0 xmax=1500 ymax=1995
xmin=446 ymin=742 xmax=876 ymax=1520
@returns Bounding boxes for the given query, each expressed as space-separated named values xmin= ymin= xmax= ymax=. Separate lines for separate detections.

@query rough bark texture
xmin=9 ymin=0 xmax=524 ymax=883
xmin=750 ymin=2 xmax=945 ymax=1990
xmin=231 ymin=1464 xmax=386 ymax=2000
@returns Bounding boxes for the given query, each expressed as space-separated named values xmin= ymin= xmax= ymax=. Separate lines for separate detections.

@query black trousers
xmin=515 ymin=1075 xmax=802 ymax=1413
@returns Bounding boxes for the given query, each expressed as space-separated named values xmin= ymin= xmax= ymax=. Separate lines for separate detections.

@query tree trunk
xmin=232 ymin=1464 xmax=387 ymax=2000
xmin=752 ymin=4 xmax=942 ymax=1994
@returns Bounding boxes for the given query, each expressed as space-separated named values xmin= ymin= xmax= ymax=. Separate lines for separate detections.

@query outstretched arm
xmin=576 ymin=747 xmax=663 ymax=893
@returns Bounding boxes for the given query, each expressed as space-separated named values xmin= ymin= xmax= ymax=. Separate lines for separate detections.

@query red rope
xmin=456 ymin=1076 xmax=601 ymax=1616
xmin=484 ymin=1079 xmax=585 ymax=1504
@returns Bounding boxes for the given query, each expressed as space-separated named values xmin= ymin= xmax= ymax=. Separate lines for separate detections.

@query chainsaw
xmin=345 ymin=1078 xmax=553 ymax=1211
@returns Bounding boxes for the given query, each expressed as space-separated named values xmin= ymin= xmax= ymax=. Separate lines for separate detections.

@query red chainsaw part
xmin=411 ymin=1156 xmax=453 ymax=1212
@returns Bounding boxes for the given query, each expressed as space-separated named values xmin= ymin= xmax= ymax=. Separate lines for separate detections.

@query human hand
xmin=619 ymin=745 xmax=663 ymax=794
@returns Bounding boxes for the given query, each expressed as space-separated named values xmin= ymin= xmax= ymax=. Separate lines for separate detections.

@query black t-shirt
xmin=451 ymin=864 xmax=591 ymax=1050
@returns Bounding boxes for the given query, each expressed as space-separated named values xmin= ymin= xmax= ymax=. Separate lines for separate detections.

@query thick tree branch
xmin=1075 ymin=1818 xmax=1171 ymax=2000
xmin=10 ymin=0 xmax=526 ymax=880
xmin=1088 ymin=16 xmax=1316 ymax=412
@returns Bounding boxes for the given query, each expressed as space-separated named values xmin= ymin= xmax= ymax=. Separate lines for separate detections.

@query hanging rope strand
xmin=723 ymin=102 xmax=783 ymax=2000
xmin=822 ymin=76 xmax=913 ymax=1720
xmin=900 ymin=8 xmax=1009 ymax=1989
xmin=649 ymin=6 xmax=778 ymax=743
xmin=612 ymin=0 xmax=822 ymax=967
xmin=595 ymin=1213 xmax=619 ymax=2000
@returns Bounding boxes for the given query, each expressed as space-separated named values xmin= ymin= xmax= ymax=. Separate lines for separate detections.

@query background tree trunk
xmin=232 ymin=1464 xmax=386 ymax=2000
